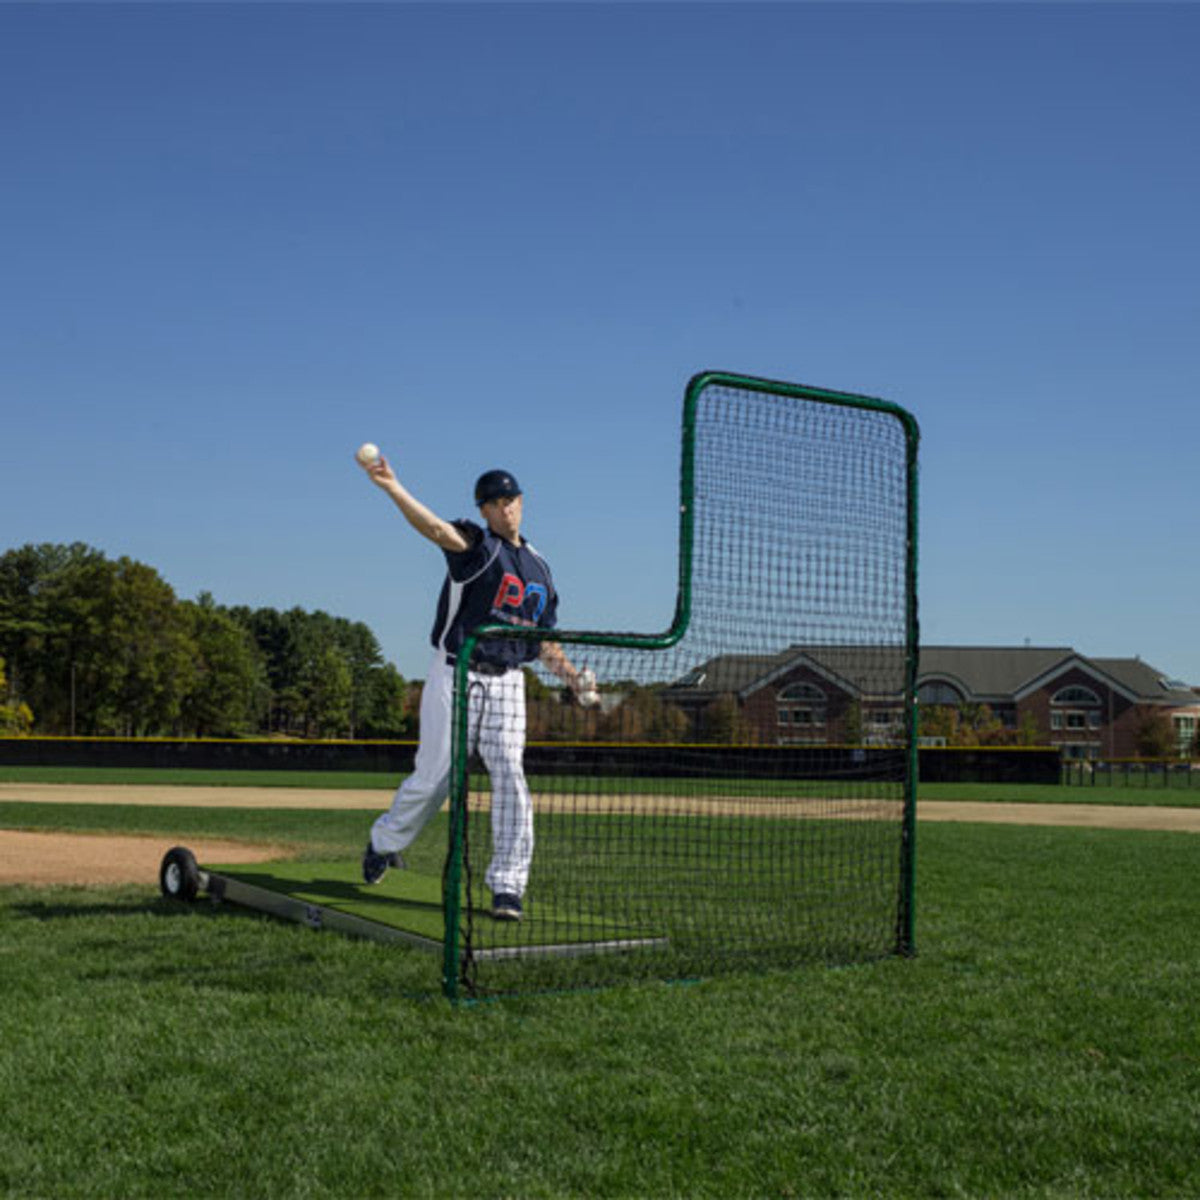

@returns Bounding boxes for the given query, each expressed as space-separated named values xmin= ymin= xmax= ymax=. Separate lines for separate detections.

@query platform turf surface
xmin=205 ymin=857 xmax=664 ymax=953
xmin=207 ymin=858 xmax=448 ymax=943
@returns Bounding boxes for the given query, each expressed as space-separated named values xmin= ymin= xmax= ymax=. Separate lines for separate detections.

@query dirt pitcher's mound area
xmin=0 ymin=830 xmax=288 ymax=887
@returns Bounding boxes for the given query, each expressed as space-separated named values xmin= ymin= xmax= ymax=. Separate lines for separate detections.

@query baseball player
xmin=357 ymin=453 xmax=594 ymax=922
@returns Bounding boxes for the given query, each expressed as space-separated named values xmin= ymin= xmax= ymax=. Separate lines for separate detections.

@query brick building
xmin=664 ymin=645 xmax=1200 ymax=758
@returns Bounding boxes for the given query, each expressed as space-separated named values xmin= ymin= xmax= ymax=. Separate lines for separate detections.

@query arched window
xmin=1050 ymin=685 xmax=1102 ymax=733
xmin=777 ymin=682 xmax=826 ymax=727
xmin=918 ymin=680 xmax=964 ymax=705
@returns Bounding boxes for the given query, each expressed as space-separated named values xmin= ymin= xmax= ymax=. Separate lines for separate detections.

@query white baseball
xmin=356 ymin=442 xmax=380 ymax=466
xmin=576 ymin=668 xmax=600 ymax=708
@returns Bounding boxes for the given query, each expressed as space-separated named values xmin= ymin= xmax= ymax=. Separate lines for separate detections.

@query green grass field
xmin=2 ymin=789 xmax=1199 ymax=1196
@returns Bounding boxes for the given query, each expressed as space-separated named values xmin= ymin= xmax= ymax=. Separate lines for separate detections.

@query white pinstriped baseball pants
xmin=370 ymin=651 xmax=534 ymax=899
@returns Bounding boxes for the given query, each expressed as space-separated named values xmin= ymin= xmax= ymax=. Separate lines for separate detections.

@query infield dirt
xmin=2 ymin=782 xmax=1198 ymax=886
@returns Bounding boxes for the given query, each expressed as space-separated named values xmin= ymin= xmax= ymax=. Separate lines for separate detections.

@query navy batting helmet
xmin=474 ymin=469 xmax=522 ymax=506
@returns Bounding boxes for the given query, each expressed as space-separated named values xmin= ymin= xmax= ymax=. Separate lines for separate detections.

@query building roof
xmin=921 ymin=646 xmax=1197 ymax=704
xmin=1089 ymin=657 xmax=1199 ymax=705
xmin=917 ymin=646 xmax=1073 ymax=697
xmin=668 ymin=644 xmax=1197 ymax=706
xmin=668 ymin=645 xmax=908 ymax=700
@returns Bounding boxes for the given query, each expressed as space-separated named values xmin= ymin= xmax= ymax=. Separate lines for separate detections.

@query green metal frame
xmin=442 ymin=370 xmax=920 ymax=999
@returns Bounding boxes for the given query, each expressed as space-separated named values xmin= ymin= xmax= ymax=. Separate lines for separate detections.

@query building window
xmin=777 ymin=682 xmax=826 ymax=728
xmin=1051 ymin=686 xmax=1101 ymax=742
xmin=865 ymin=708 xmax=903 ymax=746
xmin=1175 ymin=715 xmax=1197 ymax=755
xmin=918 ymin=681 xmax=964 ymax=705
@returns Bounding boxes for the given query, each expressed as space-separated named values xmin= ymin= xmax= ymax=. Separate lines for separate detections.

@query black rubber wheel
xmin=159 ymin=846 xmax=200 ymax=901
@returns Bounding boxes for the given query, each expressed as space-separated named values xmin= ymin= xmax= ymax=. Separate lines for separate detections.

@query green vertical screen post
xmin=900 ymin=411 xmax=921 ymax=956
xmin=443 ymin=371 xmax=920 ymax=1000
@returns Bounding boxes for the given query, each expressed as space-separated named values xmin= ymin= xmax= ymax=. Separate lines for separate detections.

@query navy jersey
xmin=429 ymin=519 xmax=559 ymax=669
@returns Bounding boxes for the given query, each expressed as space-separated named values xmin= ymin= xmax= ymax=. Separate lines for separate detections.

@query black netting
xmin=449 ymin=376 xmax=918 ymax=996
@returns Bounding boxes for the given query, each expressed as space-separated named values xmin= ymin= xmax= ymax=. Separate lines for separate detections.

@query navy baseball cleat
xmin=491 ymin=892 xmax=523 ymax=921
xmin=361 ymin=841 xmax=404 ymax=885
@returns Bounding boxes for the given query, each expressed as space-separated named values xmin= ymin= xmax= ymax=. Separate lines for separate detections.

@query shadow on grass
xmin=227 ymin=871 xmax=445 ymax=915
xmin=12 ymin=897 xmax=175 ymax=922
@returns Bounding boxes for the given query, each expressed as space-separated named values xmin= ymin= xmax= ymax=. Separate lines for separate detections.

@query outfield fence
xmin=0 ymin=735 xmax=1060 ymax=785
xmin=1062 ymin=758 xmax=1200 ymax=789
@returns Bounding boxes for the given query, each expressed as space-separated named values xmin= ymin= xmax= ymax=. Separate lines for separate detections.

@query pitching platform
xmin=160 ymin=847 xmax=666 ymax=962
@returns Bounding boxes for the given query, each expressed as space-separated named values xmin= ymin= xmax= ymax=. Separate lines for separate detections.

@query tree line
xmin=0 ymin=543 xmax=413 ymax=739
xmin=0 ymin=542 xmax=722 ymax=745
xmin=15 ymin=541 xmax=1185 ymax=755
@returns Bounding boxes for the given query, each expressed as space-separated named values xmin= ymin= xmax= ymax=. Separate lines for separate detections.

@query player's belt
xmin=445 ymin=654 xmax=509 ymax=677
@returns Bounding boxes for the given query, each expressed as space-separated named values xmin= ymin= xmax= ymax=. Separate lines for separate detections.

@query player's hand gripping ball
xmin=575 ymin=668 xmax=601 ymax=709
xmin=356 ymin=442 xmax=381 ymax=466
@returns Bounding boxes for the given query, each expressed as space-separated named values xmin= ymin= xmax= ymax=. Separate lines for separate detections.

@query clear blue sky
xmin=3 ymin=2 xmax=1198 ymax=684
